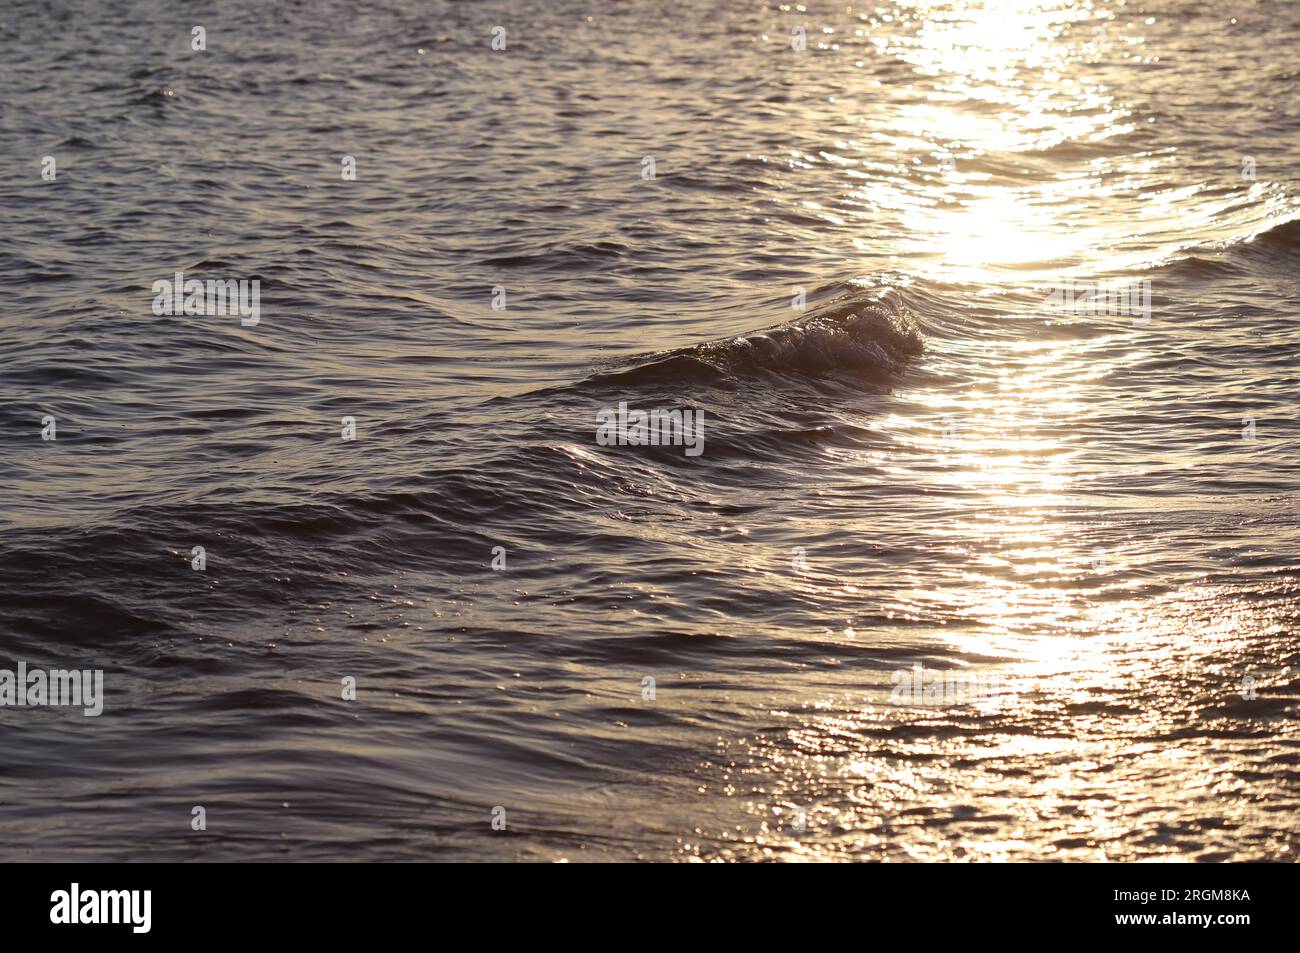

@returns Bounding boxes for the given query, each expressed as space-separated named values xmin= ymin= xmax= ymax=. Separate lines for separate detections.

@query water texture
xmin=0 ymin=0 xmax=1297 ymax=861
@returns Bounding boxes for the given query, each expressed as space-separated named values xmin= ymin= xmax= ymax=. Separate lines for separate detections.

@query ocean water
xmin=1 ymin=0 xmax=1297 ymax=861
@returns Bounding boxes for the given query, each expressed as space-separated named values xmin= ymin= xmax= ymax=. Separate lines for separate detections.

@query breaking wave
xmin=581 ymin=288 xmax=925 ymax=391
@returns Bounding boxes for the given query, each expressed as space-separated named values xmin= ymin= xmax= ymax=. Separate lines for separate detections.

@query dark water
xmin=1 ymin=0 xmax=1298 ymax=861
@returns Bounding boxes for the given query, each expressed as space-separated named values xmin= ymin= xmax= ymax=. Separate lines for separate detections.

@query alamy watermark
xmin=890 ymin=662 xmax=1011 ymax=707
xmin=0 ymin=662 xmax=104 ymax=716
xmin=595 ymin=401 xmax=705 ymax=456
xmin=151 ymin=271 xmax=260 ymax=326
xmin=1043 ymin=278 xmax=1150 ymax=324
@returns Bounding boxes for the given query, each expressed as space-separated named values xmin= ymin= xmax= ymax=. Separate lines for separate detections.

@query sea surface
xmin=1 ymin=0 xmax=1297 ymax=861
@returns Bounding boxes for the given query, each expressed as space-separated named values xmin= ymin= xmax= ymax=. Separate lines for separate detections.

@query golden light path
xmin=727 ymin=0 xmax=1298 ymax=861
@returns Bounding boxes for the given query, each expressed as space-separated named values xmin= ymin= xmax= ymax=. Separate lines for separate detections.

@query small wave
xmin=54 ymin=135 xmax=98 ymax=150
xmin=478 ymin=240 xmax=628 ymax=271
xmin=1155 ymin=212 xmax=1300 ymax=279
xmin=583 ymin=288 xmax=924 ymax=390
xmin=1250 ymin=216 xmax=1300 ymax=250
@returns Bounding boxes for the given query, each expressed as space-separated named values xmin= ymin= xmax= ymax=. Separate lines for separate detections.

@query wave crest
xmin=588 ymin=290 xmax=924 ymax=390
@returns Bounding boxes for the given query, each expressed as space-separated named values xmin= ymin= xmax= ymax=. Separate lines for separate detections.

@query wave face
xmin=2 ymin=0 xmax=1299 ymax=862
xmin=581 ymin=288 xmax=924 ymax=390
